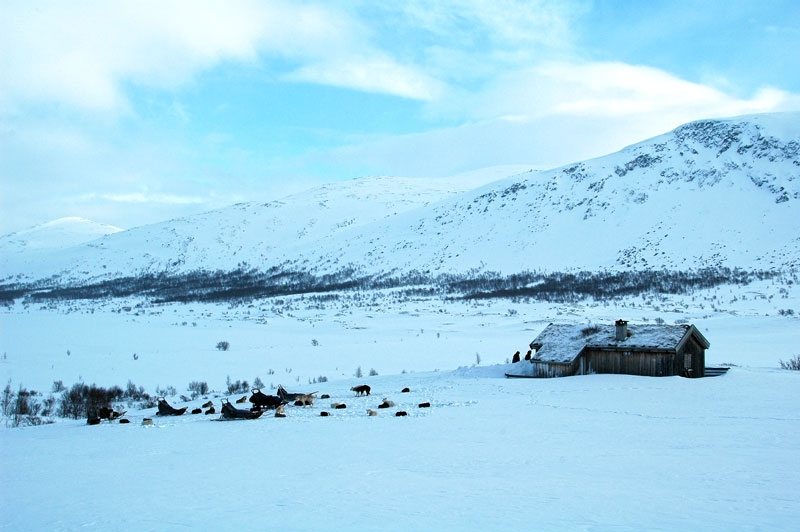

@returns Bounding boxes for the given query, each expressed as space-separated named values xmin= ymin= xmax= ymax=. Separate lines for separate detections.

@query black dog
xmin=351 ymin=384 xmax=371 ymax=396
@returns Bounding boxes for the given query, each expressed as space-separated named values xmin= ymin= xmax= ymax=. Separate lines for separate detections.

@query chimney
xmin=615 ymin=319 xmax=628 ymax=341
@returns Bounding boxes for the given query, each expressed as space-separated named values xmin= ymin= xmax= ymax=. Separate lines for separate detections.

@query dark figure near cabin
xmin=524 ymin=350 xmax=532 ymax=361
xmin=512 ymin=351 xmax=521 ymax=363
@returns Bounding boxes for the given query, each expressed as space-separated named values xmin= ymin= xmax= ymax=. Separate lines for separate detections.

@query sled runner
xmin=248 ymin=388 xmax=286 ymax=410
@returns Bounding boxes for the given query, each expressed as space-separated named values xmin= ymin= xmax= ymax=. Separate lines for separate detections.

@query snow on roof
xmin=530 ymin=323 xmax=695 ymax=364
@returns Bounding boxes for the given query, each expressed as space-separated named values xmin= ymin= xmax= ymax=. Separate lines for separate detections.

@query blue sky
xmin=1 ymin=0 xmax=799 ymax=233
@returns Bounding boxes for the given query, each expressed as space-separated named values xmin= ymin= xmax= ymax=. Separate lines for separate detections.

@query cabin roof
xmin=529 ymin=323 xmax=709 ymax=364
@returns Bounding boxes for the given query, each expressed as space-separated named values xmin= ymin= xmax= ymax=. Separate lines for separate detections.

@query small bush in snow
xmin=2 ymin=381 xmax=13 ymax=417
xmin=216 ymin=341 xmax=230 ymax=351
xmin=369 ymin=368 xmax=378 ymax=376
xmin=10 ymin=386 xmax=43 ymax=427
xmin=156 ymin=385 xmax=177 ymax=397
xmin=226 ymin=376 xmax=249 ymax=395
xmin=581 ymin=325 xmax=601 ymax=336
xmin=317 ymin=375 xmax=328 ymax=383
xmin=354 ymin=366 xmax=363 ymax=378
xmin=188 ymin=381 xmax=209 ymax=399
xmin=311 ymin=339 xmax=319 ymax=347
xmin=52 ymin=380 xmax=65 ymax=393
xmin=60 ymin=383 xmax=124 ymax=419
xmin=779 ymin=355 xmax=800 ymax=371
xmin=253 ymin=377 xmax=264 ymax=389
xmin=124 ymin=380 xmax=149 ymax=402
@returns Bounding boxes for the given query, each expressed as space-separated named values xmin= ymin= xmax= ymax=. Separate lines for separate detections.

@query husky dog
xmin=201 ymin=400 xmax=213 ymax=409
xmin=418 ymin=402 xmax=431 ymax=408
xmin=377 ymin=399 xmax=395 ymax=409
xmin=274 ymin=405 xmax=287 ymax=418
xmin=331 ymin=402 xmax=347 ymax=409
xmin=235 ymin=395 xmax=248 ymax=404
xmin=401 ymin=387 xmax=411 ymax=393
xmin=204 ymin=405 xmax=216 ymax=415
xmin=351 ymin=384 xmax=371 ymax=396
xmin=142 ymin=418 xmax=154 ymax=426
xmin=191 ymin=408 xmax=202 ymax=414
xmin=367 ymin=409 xmax=378 ymax=416
xmin=277 ymin=385 xmax=317 ymax=404
xmin=395 ymin=411 xmax=408 ymax=417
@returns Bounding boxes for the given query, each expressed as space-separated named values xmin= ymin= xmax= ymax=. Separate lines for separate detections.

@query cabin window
xmin=684 ymin=353 xmax=692 ymax=369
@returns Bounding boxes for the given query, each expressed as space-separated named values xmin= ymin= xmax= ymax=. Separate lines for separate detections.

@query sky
xmin=1 ymin=0 xmax=799 ymax=234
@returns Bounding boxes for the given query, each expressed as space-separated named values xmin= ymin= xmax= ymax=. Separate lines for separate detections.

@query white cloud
xmin=324 ymin=61 xmax=800 ymax=177
xmin=285 ymin=55 xmax=445 ymax=101
xmin=82 ymin=192 xmax=205 ymax=205
xmin=0 ymin=0 xmax=443 ymax=113
xmin=434 ymin=61 xmax=800 ymax=124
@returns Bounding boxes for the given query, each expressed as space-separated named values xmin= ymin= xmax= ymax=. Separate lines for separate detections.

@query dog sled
xmin=276 ymin=385 xmax=316 ymax=404
xmin=156 ymin=398 xmax=187 ymax=416
xmin=220 ymin=399 xmax=264 ymax=420
xmin=249 ymin=389 xmax=286 ymax=410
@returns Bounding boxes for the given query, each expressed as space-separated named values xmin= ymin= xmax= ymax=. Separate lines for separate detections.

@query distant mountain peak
xmin=0 ymin=217 xmax=123 ymax=253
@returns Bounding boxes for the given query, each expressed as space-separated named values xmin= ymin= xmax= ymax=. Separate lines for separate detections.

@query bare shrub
xmin=581 ymin=325 xmax=601 ymax=336
xmin=10 ymin=385 xmax=43 ymax=427
xmin=188 ymin=381 xmax=209 ymax=399
xmin=1 ymin=381 xmax=13 ymax=417
xmin=369 ymin=368 xmax=378 ymax=376
xmin=156 ymin=385 xmax=177 ymax=397
xmin=59 ymin=383 xmax=124 ymax=420
xmin=779 ymin=355 xmax=800 ymax=371
xmin=216 ymin=341 xmax=230 ymax=351
xmin=226 ymin=376 xmax=248 ymax=395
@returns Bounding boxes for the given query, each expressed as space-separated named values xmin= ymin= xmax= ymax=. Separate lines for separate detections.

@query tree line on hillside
xmin=0 ymin=266 xmax=787 ymax=306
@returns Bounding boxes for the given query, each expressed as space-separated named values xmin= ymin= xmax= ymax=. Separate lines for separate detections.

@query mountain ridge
xmin=1 ymin=112 xmax=797 ymax=292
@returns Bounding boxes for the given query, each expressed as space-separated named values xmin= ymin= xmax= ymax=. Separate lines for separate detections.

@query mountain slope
xmin=1 ymin=113 xmax=798 ymax=288
xmin=311 ymin=112 xmax=798 ymax=274
xmin=0 ymin=217 xmax=122 ymax=252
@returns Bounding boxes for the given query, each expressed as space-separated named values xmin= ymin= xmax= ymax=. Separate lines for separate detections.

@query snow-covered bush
xmin=779 ymin=355 xmax=800 ymax=371
xmin=216 ymin=341 xmax=230 ymax=351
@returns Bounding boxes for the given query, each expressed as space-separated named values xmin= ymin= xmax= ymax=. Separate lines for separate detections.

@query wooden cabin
xmin=526 ymin=319 xmax=709 ymax=378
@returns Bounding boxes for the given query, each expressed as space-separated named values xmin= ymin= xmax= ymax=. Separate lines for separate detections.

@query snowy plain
xmin=1 ymin=112 xmax=799 ymax=530
xmin=1 ymin=292 xmax=799 ymax=531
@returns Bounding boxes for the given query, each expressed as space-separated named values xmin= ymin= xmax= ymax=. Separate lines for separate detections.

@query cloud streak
xmin=0 ymin=0 xmax=443 ymax=113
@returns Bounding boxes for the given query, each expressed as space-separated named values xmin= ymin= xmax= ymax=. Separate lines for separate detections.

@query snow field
xmin=1 ymin=368 xmax=798 ymax=530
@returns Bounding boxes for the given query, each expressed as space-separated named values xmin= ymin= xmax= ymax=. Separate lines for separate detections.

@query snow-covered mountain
xmin=1 ymin=113 xmax=798 ymax=288
xmin=0 ymin=217 xmax=122 ymax=252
